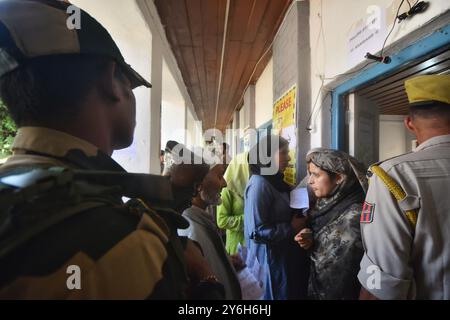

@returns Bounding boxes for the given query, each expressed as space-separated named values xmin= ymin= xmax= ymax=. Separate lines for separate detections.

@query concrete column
xmin=183 ymin=102 xmax=189 ymax=146
xmin=225 ymin=124 xmax=232 ymax=151
xmin=196 ymin=120 xmax=203 ymax=147
xmin=232 ymin=111 xmax=240 ymax=156
xmin=149 ymin=36 xmax=163 ymax=175
xmin=273 ymin=1 xmax=311 ymax=180
xmin=244 ymin=85 xmax=256 ymax=129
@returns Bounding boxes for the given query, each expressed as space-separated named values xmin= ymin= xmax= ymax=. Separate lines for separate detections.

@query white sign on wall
xmin=348 ymin=5 xmax=387 ymax=68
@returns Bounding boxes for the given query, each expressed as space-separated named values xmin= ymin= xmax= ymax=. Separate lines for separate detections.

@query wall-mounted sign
xmin=347 ymin=5 xmax=387 ymax=68
xmin=273 ymin=85 xmax=297 ymax=186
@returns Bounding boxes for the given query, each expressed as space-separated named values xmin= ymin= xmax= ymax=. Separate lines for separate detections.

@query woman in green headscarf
xmin=217 ymin=152 xmax=250 ymax=254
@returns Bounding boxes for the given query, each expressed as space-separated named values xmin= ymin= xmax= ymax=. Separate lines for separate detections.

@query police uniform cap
xmin=405 ymin=75 xmax=450 ymax=107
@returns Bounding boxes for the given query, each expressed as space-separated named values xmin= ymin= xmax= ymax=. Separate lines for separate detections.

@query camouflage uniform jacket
xmin=0 ymin=127 xmax=190 ymax=299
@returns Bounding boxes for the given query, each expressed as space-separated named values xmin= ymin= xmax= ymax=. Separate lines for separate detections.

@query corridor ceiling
xmin=154 ymin=0 xmax=293 ymax=131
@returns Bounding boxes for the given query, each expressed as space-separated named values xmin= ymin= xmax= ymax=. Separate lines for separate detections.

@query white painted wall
xmin=186 ymin=108 xmax=195 ymax=148
xmin=311 ymin=0 xmax=450 ymax=78
xmin=379 ymin=115 xmax=406 ymax=160
xmin=72 ymin=0 xmax=203 ymax=173
xmin=161 ymin=59 xmax=186 ymax=147
xmin=161 ymin=101 xmax=186 ymax=147
xmin=186 ymin=108 xmax=203 ymax=148
xmin=196 ymin=120 xmax=203 ymax=147
xmin=309 ymin=0 xmax=450 ymax=148
xmin=255 ymin=59 xmax=274 ymax=128
xmin=71 ymin=0 xmax=153 ymax=173
xmin=379 ymin=114 xmax=416 ymax=160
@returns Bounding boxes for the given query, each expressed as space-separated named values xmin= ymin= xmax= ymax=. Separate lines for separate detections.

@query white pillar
xmin=244 ymin=85 xmax=256 ymax=129
xmin=149 ymin=36 xmax=163 ymax=175
xmin=232 ymin=111 xmax=240 ymax=156
xmin=184 ymin=103 xmax=188 ymax=145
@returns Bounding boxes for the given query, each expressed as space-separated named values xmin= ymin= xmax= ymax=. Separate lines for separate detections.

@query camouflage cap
xmin=0 ymin=0 xmax=151 ymax=89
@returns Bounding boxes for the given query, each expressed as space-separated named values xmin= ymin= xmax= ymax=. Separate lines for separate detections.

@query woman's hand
xmin=294 ymin=228 xmax=313 ymax=250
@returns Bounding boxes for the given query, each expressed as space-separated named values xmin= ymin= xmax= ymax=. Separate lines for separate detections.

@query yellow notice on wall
xmin=273 ymin=86 xmax=297 ymax=186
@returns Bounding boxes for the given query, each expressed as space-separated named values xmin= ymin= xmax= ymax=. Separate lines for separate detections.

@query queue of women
xmin=217 ymin=134 xmax=368 ymax=300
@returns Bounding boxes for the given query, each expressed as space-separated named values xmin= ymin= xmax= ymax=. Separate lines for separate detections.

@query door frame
xmin=331 ymin=23 xmax=450 ymax=150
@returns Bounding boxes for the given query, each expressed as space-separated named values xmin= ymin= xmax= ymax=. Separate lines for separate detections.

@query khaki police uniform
xmin=358 ymin=134 xmax=450 ymax=299
xmin=358 ymin=75 xmax=450 ymax=300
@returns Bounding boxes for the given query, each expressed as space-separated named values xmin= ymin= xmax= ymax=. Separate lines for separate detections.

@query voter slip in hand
xmin=290 ymin=187 xmax=309 ymax=210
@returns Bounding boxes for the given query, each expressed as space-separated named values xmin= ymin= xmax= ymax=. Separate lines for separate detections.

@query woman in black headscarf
xmin=295 ymin=148 xmax=368 ymax=300
xmin=244 ymin=135 xmax=309 ymax=300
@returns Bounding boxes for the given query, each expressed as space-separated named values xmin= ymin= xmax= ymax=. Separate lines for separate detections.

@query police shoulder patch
xmin=360 ymin=201 xmax=375 ymax=223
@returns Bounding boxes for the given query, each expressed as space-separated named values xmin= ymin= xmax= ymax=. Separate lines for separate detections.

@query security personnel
xmin=0 ymin=0 xmax=222 ymax=299
xmin=358 ymin=75 xmax=450 ymax=300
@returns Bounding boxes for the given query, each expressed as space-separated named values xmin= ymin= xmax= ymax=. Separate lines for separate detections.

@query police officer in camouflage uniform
xmin=358 ymin=75 xmax=450 ymax=300
xmin=0 ymin=0 xmax=223 ymax=299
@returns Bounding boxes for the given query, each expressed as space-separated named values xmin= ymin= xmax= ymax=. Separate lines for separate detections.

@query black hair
xmin=409 ymin=102 xmax=450 ymax=121
xmin=249 ymin=134 xmax=289 ymax=174
xmin=165 ymin=140 xmax=180 ymax=152
xmin=0 ymin=54 xmax=120 ymax=127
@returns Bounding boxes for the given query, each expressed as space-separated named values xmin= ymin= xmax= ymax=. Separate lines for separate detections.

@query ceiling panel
xmin=357 ymin=47 xmax=450 ymax=115
xmin=154 ymin=0 xmax=292 ymax=130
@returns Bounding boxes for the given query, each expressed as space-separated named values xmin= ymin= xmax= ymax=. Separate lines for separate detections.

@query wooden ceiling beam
xmin=155 ymin=0 xmax=292 ymax=129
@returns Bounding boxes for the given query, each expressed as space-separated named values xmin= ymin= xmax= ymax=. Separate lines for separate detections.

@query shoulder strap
xmin=369 ymin=165 xmax=418 ymax=230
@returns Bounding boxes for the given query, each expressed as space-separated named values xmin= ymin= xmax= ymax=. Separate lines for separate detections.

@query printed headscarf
xmin=306 ymin=148 xmax=368 ymax=232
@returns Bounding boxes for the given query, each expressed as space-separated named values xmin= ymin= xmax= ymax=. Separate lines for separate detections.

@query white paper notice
xmin=347 ymin=6 xmax=387 ymax=68
xmin=290 ymin=187 xmax=309 ymax=209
